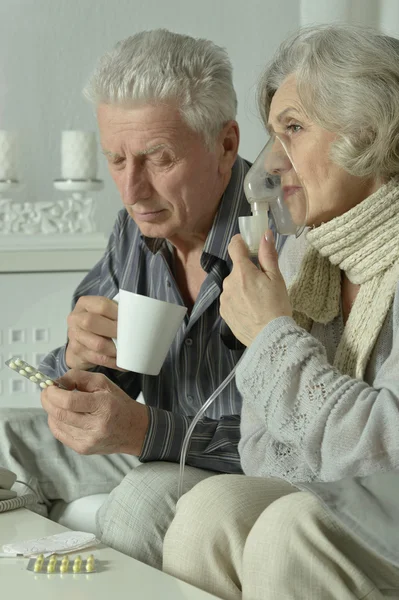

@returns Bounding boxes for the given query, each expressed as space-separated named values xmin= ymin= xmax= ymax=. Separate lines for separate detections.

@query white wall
xmin=0 ymin=0 xmax=396 ymax=235
xmin=0 ymin=0 xmax=300 ymax=235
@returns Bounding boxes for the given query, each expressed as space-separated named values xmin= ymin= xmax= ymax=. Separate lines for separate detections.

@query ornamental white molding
xmin=0 ymin=196 xmax=97 ymax=235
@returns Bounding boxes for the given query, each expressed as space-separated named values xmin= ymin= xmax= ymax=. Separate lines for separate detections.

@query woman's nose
xmin=264 ymin=139 xmax=292 ymax=175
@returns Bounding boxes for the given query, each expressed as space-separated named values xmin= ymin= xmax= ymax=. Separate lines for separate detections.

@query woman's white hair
xmin=258 ymin=24 xmax=399 ymax=180
xmin=84 ymin=29 xmax=237 ymax=148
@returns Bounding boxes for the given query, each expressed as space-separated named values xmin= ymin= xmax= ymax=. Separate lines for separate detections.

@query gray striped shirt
xmin=42 ymin=156 xmax=261 ymax=473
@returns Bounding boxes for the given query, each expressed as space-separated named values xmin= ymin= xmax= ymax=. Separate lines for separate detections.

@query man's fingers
xmin=42 ymin=384 xmax=99 ymax=413
xmin=258 ymin=229 xmax=281 ymax=279
xmin=56 ymin=370 xmax=113 ymax=396
xmin=73 ymin=295 xmax=118 ymax=320
xmin=68 ymin=328 xmax=117 ymax=358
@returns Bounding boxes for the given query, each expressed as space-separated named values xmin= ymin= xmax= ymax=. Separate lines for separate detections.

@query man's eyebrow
xmin=102 ymin=149 xmax=122 ymax=160
xmin=136 ymin=143 xmax=168 ymax=156
xmin=102 ymin=144 xmax=168 ymax=159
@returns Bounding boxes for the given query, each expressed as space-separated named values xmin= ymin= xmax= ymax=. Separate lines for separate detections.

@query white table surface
xmin=0 ymin=508 xmax=220 ymax=599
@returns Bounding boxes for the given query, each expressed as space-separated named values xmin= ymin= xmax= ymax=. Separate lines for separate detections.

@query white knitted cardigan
xmin=288 ymin=178 xmax=399 ymax=379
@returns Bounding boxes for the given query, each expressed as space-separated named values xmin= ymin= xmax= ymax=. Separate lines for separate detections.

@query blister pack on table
xmin=27 ymin=553 xmax=98 ymax=574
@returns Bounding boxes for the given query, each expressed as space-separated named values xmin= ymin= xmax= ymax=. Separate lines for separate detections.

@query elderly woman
xmin=162 ymin=24 xmax=399 ymax=600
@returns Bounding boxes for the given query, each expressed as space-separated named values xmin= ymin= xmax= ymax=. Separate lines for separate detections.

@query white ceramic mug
xmin=113 ymin=290 xmax=187 ymax=376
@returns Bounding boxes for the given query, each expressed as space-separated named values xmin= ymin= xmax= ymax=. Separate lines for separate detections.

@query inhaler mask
xmin=239 ymin=135 xmax=308 ymax=253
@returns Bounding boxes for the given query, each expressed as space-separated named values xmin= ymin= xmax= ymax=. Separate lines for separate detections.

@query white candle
xmin=0 ymin=131 xmax=17 ymax=181
xmin=61 ymin=130 xmax=97 ymax=180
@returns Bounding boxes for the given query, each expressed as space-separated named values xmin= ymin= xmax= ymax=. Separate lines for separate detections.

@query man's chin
xmin=131 ymin=218 xmax=175 ymax=239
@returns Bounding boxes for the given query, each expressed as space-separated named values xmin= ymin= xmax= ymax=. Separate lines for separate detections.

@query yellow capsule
xmin=60 ymin=563 xmax=69 ymax=573
xmin=34 ymin=562 xmax=43 ymax=572
xmin=47 ymin=563 xmax=56 ymax=573
xmin=87 ymin=554 xmax=95 ymax=563
xmin=73 ymin=563 xmax=81 ymax=573
xmin=61 ymin=556 xmax=69 ymax=563
xmin=85 ymin=562 xmax=95 ymax=572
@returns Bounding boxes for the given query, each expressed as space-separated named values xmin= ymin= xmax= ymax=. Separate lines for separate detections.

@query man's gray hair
xmin=258 ymin=24 xmax=399 ymax=180
xmin=84 ymin=29 xmax=237 ymax=148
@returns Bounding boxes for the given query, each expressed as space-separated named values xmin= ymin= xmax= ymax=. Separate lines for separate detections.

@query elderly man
xmin=0 ymin=29 xmax=256 ymax=569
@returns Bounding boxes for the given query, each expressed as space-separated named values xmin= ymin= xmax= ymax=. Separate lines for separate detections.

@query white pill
xmin=19 ymin=369 xmax=27 ymax=376
xmin=45 ymin=380 xmax=54 ymax=386
xmin=15 ymin=359 xmax=23 ymax=366
xmin=39 ymin=382 xmax=47 ymax=389
xmin=25 ymin=366 xmax=34 ymax=373
xmin=9 ymin=362 xmax=17 ymax=369
xmin=35 ymin=373 xmax=44 ymax=379
xmin=29 ymin=376 xmax=38 ymax=383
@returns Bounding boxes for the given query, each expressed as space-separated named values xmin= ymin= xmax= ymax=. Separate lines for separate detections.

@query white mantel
xmin=0 ymin=233 xmax=107 ymax=272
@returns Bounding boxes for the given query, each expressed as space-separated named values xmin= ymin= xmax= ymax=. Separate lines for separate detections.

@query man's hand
xmin=65 ymin=296 xmax=118 ymax=370
xmin=220 ymin=231 xmax=292 ymax=347
xmin=41 ymin=370 xmax=149 ymax=456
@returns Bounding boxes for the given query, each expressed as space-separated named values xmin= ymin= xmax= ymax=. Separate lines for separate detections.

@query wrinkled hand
xmin=220 ymin=230 xmax=292 ymax=347
xmin=66 ymin=296 xmax=119 ymax=371
xmin=41 ymin=370 xmax=149 ymax=456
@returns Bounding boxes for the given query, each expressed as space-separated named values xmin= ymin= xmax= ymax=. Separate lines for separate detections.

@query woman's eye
xmin=286 ymin=123 xmax=302 ymax=134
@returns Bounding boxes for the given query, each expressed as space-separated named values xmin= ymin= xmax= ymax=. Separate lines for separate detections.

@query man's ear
xmin=217 ymin=120 xmax=240 ymax=175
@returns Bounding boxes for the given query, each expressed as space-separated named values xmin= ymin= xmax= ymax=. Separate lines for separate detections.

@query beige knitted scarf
xmin=288 ymin=177 xmax=399 ymax=379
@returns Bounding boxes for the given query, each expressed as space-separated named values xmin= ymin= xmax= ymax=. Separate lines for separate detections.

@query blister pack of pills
xmin=27 ymin=554 xmax=97 ymax=574
xmin=5 ymin=357 xmax=60 ymax=389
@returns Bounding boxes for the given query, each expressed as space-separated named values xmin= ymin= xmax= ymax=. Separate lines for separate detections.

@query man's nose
xmin=122 ymin=161 xmax=152 ymax=205
xmin=264 ymin=138 xmax=292 ymax=175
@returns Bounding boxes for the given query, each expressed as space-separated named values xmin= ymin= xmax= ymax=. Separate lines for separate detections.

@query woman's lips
xmin=282 ymin=186 xmax=302 ymax=197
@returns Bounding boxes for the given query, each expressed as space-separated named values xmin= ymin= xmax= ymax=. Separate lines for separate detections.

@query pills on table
xmin=34 ymin=560 xmax=43 ymax=572
xmin=27 ymin=555 xmax=98 ymax=574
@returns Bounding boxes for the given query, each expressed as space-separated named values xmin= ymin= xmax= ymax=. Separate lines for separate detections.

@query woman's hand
xmin=220 ymin=230 xmax=292 ymax=346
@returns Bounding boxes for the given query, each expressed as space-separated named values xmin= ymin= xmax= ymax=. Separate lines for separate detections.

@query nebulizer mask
xmin=177 ymin=136 xmax=308 ymax=498
xmin=239 ymin=134 xmax=308 ymax=255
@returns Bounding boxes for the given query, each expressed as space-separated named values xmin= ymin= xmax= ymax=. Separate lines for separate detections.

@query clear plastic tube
xmin=178 ymin=351 xmax=247 ymax=499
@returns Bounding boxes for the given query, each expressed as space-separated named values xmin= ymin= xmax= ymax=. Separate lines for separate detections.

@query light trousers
xmin=163 ymin=474 xmax=399 ymax=600
xmin=0 ymin=408 xmax=213 ymax=569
